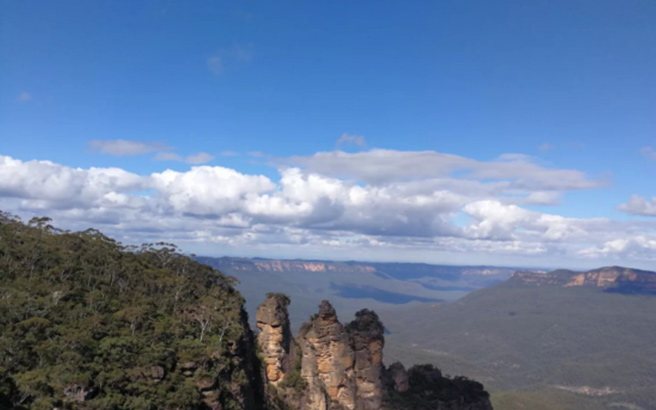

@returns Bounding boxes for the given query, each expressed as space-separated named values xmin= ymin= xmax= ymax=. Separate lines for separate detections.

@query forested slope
xmin=0 ymin=212 xmax=264 ymax=409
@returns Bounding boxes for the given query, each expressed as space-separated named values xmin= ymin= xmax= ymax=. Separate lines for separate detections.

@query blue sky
xmin=2 ymin=1 xmax=656 ymax=268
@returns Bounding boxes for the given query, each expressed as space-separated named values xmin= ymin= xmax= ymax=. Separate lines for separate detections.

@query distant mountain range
xmin=512 ymin=266 xmax=656 ymax=294
xmin=382 ymin=266 xmax=656 ymax=410
xmin=196 ymin=256 xmax=517 ymax=329
xmin=202 ymin=256 xmax=515 ymax=281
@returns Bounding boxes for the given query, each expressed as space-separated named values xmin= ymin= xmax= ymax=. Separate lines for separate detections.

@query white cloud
xmin=151 ymin=165 xmax=275 ymax=215
xmin=155 ymin=152 xmax=214 ymax=164
xmin=0 ymin=149 xmax=649 ymax=267
xmin=640 ymin=146 xmax=656 ymax=160
xmin=207 ymin=44 xmax=253 ymax=77
xmin=463 ymin=200 xmax=588 ymax=242
xmin=522 ymin=191 xmax=562 ymax=206
xmin=0 ymin=155 xmax=147 ymax=209
xmin=232 ymin=43 xmax=254 ymax=62
xmin=154 ymin=152 xmax=183 ymax=161
xmin=337 ymin=133 xmax=366 ymax=147
xmin=90 ymin=139 xmax=168 ymax=156
xmin=186 ymin=152 xmax=214 ymax=164
xmin=538 ymin=143 xmax=553 ymax=152
xmin=618 ymin=195 xmax=656 ymax=216
xmin=286 ymin=149 xmax=604 ymax=192
xmin=16 ymin=92 xmax=32 ymax=102
xmin=578 ymin=236 xmax=656 ymax=260
xmin=207 ymin=56 xmax=223 ymax=76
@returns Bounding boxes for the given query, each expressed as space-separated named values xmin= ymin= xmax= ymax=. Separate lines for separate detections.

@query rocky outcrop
xmin=256 ymin=297 xmax=492 ymax=410
xmin=512 ymin=266 xmax=656 ymax=294
xmin=297 ymin=300 xmax=357 ymax=410
xmin=346 ymin=310 xmax=385 ymax=410
xmin=256 ymin=293 xmax=293 ymax=386
xmin=386 ymin=362 xmax=409 ymax=393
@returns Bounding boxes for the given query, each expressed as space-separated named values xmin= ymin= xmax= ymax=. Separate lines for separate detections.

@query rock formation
xmin=256 ymin=293 xmax=293 ymax=385
xmin=256 ymin=295 xmax=492 ymax=410
xmin=385 ymin=362 xmax=409 ymax=393
xmin=297 ymin=300 xmax=357 ymax=410
xmin=346 ymin=309 xmax=385 ymax=410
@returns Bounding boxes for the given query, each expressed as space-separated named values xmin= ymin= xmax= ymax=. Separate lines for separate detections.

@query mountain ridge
xmin=511 ymin=265 xmax=656 ymax=294
xmin=199 ymin=256 xmax=517 ymax=280
xmin=381 ymin=266 xmax=656 ymax=409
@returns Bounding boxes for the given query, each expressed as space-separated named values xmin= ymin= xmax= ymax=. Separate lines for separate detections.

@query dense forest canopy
xmin=0 ymin=212 xmax=259 ymax=409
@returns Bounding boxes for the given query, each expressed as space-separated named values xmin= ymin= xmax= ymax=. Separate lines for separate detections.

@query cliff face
xmin=298 ymin=300 xmax=357 ymax=410
xmin=0 ymin=215 xmax=269 ymax=410
xmin=512 ymin=266 xmax=656 ymax=294
xmin=256 ymin=295 xmax=492 ymax=410
xmin=256 ymin=293 xmax=293 ymax=386
xmin=216 ymin=258 xmax=377 ymax=274
xmin=201 ymin=256 xmax=514 ymax=281
xmin=346 ymin=310 xmax=385 ymax=410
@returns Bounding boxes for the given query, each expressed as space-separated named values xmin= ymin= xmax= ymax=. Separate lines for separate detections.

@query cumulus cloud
xmin=16 ymin=92 xmax=32 ymax=102
xmin=337 ymin=133 xmax=366 ymax=147
xmin=90 ymin=139 xmax=168 ymax=156
xmin=151 ymin=165 xmax=275 ymax=215
xmin=463 ymin=200 xmax=588 ymax=241
xmin=0 ymin=155 xmax=147 ymax=210
xmin=618 ymin=195 xmax=656 ymax=216
xmin=0 ymin=149 xmax=648 ymax=265
xmin=578 ymin=236 xmax=656 ymax=260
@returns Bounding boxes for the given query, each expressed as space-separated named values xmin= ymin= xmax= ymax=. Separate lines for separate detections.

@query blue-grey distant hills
xmin=511 ymin=265 xmax=656 ymax=294
xmin=196 ymin=256 xmax=517 ymax=329
xmin=382 ymin=266 xmax=656 ymax=410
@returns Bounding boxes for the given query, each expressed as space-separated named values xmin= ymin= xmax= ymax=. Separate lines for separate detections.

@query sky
xmin=1 ymin=0 xmax=656 ymax=269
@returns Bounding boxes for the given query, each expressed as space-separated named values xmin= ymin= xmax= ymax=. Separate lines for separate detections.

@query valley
xmin=383 ymin=268 xmax=656 ymax=409
xmin=197 ymin=256 xmax=516 ymax=331
xmin=205 ymin=258 xmax=656 ymax=410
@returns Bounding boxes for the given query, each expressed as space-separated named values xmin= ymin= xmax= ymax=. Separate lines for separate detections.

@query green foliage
xmin=0 ymin=213 xmax=255 ymax=409
xmin=265 ymin=293 xmax=290 ymax=308
xmin=278 ymin=369 xmax=306 ymax=393
xmin=385 ymin=364 xmax=489 ymax=409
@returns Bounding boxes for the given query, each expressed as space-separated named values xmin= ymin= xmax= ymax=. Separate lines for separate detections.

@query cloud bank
xmin=1 ymin=149 xmax=653 ymax=267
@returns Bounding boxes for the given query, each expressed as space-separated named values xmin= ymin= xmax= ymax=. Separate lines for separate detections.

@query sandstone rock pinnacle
xmin=256 ymin=293 xmax=292 ymax=386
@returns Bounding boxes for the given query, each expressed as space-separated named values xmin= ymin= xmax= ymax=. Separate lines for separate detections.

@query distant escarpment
xmin=257 ymin=294 xmax=492 ymax=410
xmin=199 ymin=256 xmax=514 ymax=282
xmin=511 ymin=266 xmax=656 ymax=294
